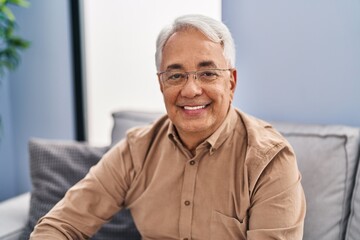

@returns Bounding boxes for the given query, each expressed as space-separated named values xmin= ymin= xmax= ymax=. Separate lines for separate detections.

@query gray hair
xmin=155 ymin=14 xmax=236 ymax=71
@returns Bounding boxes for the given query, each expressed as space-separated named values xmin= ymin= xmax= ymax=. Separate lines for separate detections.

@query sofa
xmin=0 ymin=110 xmax=359 ymax=240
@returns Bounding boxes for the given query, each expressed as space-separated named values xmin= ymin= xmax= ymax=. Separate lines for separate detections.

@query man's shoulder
xmin=235 ymin=109 xmax=291 ymax=160
xmin=235 ymin=110 xmax=299 ymax=197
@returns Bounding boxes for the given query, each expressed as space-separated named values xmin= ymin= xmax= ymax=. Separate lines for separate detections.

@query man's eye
xmin=168 ymin=73 xmax=184 ymax=80
xmin=200 ymin=71 xmax=218 ymax=78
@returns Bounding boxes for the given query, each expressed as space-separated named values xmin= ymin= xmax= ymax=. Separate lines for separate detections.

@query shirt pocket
xmin=210 ymin=210 xmax=247 ymax=240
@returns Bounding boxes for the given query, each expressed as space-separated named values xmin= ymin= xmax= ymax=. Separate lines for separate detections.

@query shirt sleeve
xmin=247 ymin=146 xmax=306 ymax=240
xmin=30 ymin=140 xmax=136 ymax=239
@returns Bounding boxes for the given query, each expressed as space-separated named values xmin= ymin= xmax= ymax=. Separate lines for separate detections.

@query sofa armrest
xmin=0 ymin=192 xmax=30 ymax=240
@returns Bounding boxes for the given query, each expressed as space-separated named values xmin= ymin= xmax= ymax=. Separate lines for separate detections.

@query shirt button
xmin=184 ymin=200 xmax=191 ymax=206
xmin=189 ymin=160 xmax=196 ymax=165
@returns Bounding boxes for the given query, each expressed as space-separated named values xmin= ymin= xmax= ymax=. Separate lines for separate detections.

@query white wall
xmin=83 ymin=0 xmax=221 ymax=146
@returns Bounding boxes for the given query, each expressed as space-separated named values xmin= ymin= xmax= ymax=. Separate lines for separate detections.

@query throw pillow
xmin=20 ymin=138 xmax=141 ymax=240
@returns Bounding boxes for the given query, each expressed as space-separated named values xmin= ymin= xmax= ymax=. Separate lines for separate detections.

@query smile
xmin=183 ymin=105 xmax=206 ymax=110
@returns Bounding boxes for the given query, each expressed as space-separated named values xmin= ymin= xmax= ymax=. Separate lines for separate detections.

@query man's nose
xmin=180 ymin=74 xmax=203 ymax=98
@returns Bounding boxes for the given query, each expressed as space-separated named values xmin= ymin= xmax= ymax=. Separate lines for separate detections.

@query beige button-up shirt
xmin=31 ymin=108 xmax=306 ymax=239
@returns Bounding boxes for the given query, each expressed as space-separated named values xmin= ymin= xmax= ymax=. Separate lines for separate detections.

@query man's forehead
xmin=165 ymin=61 xmax=218 ymax=70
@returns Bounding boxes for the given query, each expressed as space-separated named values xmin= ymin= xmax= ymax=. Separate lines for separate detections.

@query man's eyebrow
xmin=166 ymin=64 xmax=183 ymax=70
xmin=165 ymin=61 xmax=217 ymax=71
xmin=198 ymin=61 xmax=217 ymax=68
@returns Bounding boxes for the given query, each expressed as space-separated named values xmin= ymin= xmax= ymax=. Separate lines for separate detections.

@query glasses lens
xmin=197 ymin=69 xmax=221 ymax=82
xmin=162 ymin=71 xmax=186 ymax=86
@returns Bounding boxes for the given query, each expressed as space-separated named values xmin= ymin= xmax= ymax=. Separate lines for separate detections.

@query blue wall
xmin=0 ymin=0 xmax=75 ymax=201
xmin=223 ymin=0 xmax=360 ymax=126
xmin=0 ymin=75 xmax=16 ymax=199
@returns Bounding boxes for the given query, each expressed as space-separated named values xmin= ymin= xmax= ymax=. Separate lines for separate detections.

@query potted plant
xmin=0 ymin=0 xmax=30 ymax=76
xmin=0 ymin=0 xmax=30 ymax=140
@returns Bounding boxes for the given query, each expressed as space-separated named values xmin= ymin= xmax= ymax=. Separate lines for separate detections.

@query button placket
xmin=179 ymin=157 xmax=199 ymax=239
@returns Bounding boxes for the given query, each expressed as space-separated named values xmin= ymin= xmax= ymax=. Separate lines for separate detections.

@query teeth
xmin=184 ymin=105 xmax=206 ymax=110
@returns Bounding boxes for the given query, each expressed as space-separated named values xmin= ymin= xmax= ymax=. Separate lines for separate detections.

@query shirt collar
xmin=167 ymin=107 xmax=238 ymax=154
xmin=167 ymin=122 xmax=180 ymax=146
xmin=205 ymin=107 xmax=238 ymax=154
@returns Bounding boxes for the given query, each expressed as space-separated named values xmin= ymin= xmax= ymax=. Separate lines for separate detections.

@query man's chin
xmin=176 ymin=121 xmax=210 ymax=135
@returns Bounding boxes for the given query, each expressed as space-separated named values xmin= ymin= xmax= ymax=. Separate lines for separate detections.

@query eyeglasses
xmin=157 ymin=68 xmax=231 ymax=87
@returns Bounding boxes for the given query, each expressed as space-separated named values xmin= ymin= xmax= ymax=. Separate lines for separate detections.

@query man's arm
xmin=247 ymin=147 xmax=306 ymax=240
xmin=30 ymin=222 xmax=89 ymax=240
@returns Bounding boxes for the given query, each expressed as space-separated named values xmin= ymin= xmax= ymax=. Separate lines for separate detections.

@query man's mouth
xmin=183 ymin=105 xmax=207 ymax=110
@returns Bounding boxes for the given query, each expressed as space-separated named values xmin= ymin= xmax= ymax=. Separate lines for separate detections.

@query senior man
xmin=31 ymin=14 xmax=306 ymax=239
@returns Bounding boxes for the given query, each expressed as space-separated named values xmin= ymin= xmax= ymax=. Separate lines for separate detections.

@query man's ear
xmin=229 ymin=68 xmax=237 ymax=100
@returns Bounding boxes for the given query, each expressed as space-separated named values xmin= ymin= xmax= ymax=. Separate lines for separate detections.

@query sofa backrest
xmin=111 ymin=110 xmax=164 ymax=145
xmin=111 ymin=110 xmax=360 ymax=240
xmin=272 ymin=122 xmax=360 ymax=240
xmin=345 ymin=151 xmax=360 ymax=240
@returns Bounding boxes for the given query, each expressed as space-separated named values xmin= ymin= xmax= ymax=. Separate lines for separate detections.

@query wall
xmin=0 ymin=0 xmax=75 ymax=200
xmin=223 ymin=0 xmax=360 ymax=126
xmin=83 ymin=0 xmax=222 ymax=146
xmin=0 ymin=75 xmax=16 ymax=200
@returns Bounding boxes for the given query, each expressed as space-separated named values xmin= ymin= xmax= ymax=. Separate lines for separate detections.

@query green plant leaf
xmin=9 ymin=0 xmax=30 ymax=8
xmin=0 ymin=0 xmax=30 ymax=77
xmin=9 ymin=36 xmax=30 ymax=48
xmin=1 ymin=6 xmax=15 ymax=21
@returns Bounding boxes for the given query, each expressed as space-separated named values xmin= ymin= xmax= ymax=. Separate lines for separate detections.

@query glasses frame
xmin=157 ymin=68 xmax=232 ymax=86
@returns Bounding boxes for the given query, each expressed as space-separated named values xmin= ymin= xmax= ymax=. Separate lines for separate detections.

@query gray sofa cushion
xmin=272 ymin=123 xmax=360 ymax=240
xmin=111 ymin=110 xmax=164 ymax=145
xmin=346 ymin=153 xmax=360 ymax=240
xmin=21 ymin=139 xmax=141 ymax=240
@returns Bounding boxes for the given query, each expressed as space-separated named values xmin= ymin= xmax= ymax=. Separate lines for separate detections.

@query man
xmin=31 ymin=14 xmax=306 ymax=239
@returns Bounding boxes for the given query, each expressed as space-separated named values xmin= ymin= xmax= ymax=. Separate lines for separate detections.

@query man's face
xmin=158 ymin=28 xmax=237 ymax=148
